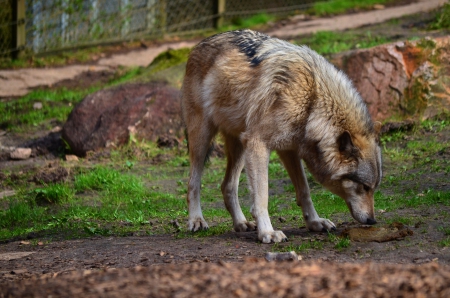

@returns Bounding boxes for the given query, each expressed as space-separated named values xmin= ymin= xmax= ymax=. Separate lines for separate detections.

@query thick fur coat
xmin=181 ymin=30 xmax=382 ymax=243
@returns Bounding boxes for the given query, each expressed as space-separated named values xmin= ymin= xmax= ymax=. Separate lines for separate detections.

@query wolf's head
xmin=305 ymin=123 xmax=382 ymax=225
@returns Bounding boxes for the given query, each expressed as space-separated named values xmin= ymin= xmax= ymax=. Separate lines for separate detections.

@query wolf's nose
xmin=366 ymin=218 xmax=377 ymax=225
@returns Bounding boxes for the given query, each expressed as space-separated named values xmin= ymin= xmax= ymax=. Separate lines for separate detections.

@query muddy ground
xmin=1 ymin=6 xmax=450 ymax=297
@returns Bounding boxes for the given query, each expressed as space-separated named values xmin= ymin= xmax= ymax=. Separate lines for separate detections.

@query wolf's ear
xmin=338 ymin=130 xmax=358 ymax=159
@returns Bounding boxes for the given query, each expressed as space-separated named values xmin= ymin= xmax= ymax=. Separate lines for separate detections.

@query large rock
xmin=62 ymin=82 xmax=183 ymax=156
xmin=333 ymin=36 xmax=450 ymax=121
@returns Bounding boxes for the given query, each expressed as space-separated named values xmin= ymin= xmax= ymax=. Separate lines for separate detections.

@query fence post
xmin=11 ymin=0 xmax=26 ymax=59
xmin=215 ymin=0 xmax=226 ymax=28
xmin=159 ymin=0 xmax=167 ymax=35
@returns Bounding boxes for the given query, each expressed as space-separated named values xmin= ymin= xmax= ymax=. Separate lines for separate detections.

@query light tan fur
xmin=181 ymin=30 xmax=382 ymax=243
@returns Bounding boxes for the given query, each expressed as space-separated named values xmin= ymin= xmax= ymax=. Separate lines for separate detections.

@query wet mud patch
xmin=342 ymin=222 xmax=414 ymax=242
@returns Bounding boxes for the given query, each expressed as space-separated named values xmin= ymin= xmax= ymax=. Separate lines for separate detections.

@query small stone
xmin=10 ymin=148 xmax=32 ymax=160
xmin=51 ymin=126 xmax=62 ymax=133
xmin=0 ymin=190 xmax=16 ymax=199
xmin=65 ymin=154 xmax=79 ymax=162
xmin=10 ymin=269 xmax=28 ymax=274
xmin=278 ymin=217 xmax=287 ymax=223
xmin=265 ymin=251 xmax=302 ymax=262
xmin=33 ymin=102 xmax=43 ymax=110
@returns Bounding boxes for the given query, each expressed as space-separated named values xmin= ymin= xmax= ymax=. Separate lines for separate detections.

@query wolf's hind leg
xmin=277 ymin=150 xmax=336 ymax=232
xmin=186 ymin=119 xmax=217 ymax=232
xmin=222 ymin=134 xmax=256 ymax=232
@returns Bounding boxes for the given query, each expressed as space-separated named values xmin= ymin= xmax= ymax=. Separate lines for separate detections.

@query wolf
xmin=181 ymin=29 xmax=382 ymax=243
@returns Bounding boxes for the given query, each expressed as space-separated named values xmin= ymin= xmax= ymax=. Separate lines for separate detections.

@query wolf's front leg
xmin=277 ymin=150 xmax=336 ymax=232
xmin=244 ymin=138 xmax=287 ymax=243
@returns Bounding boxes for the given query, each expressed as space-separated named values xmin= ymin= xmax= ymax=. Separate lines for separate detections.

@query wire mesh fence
xmin=0 ymin=1 xmax=14 ymax=57
xmin=1 ymin=0 xmax=325 ymax=57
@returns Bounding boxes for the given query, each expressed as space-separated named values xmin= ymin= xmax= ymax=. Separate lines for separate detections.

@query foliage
xmin=429 ymin=1 xmax=450 ymax=30
xmin=296 ymin=31 xmax=389 ymax=55
xmin=312 ymin=0 xmax=391 ymax=16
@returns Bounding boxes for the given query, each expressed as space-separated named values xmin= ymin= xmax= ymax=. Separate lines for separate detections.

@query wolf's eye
xmin=363 ymin=184 xmax=371 ymax=192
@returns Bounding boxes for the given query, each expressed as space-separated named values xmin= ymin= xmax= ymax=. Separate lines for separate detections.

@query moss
xmin=416 ymin=38 xmax=436 ymax=50
xmin=403 ymin=76 xmax=430 ymax=116
xmin=129 ymin=48 xmax=191 ymax=87
xmin=147 ymin=48 xmax=191 ymax=74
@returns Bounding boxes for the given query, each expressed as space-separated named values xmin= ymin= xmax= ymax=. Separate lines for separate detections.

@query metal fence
xmin=1 ymin=0 xmax=323 ymax=58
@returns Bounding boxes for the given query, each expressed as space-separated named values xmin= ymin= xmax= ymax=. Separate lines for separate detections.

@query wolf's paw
xmin=234 ymin=221 xmax=257 ymax=232
xmin=307 ymin=218 xmax=336 ymax=232
xmin=188 ymin=217 xmax=209 ymax=232
xmin=259 ymin=230 xmax=288 ymax=244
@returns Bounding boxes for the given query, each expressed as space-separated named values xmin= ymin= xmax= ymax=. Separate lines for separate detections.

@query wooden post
xmin=158 ymin=0 xmax=167 ymax=35
xmin=11 ymin=0 xmax=26 ymax=59
xmin=215 ymin=0 xmax=226 ymax=29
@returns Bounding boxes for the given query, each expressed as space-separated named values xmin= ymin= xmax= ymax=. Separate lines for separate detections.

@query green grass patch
xmin=328 ymin=233 xmax=351 ymax=250
xmin=2 ymin=114 xmax=450 ymax=242
xmin=312 ymin=0 xmax=391 ymax=16
xmin=0 ymin=88 xmax=91 ymax=132
xmin=272 ymin=239 xmax=324 ymax=253
xmin=0 ymin=46 xmax=103 ymax=69
xmin=439 ymin=237 xmax=450 ymax=247
xmin=296 ymin=31 xmax=390 ymax=55
xmin=219 ymin=13 xmax=275 ymax=32
xmin=429 ymin=1 xmax=450 ymax=30
xmin=376 ymin=190 xmax=450 ymax=211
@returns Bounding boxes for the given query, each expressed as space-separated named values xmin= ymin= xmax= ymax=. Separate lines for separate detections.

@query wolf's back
xmin=183 ymin=29 xmax=374 ymax=138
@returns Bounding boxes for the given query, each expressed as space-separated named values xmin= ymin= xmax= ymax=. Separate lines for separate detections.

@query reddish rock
xmin=62 ymin=82 xmax=183 ymax=156
xmin=333 ymin=36 xmax=450 ymax=121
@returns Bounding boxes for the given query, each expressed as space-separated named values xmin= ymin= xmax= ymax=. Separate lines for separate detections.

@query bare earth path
xmin=0 ymin=0 xmax=443 ymax=98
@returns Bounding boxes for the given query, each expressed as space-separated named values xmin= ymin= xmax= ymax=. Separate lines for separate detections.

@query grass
xmin=0 ymin=88 xmax=91 ymax=132
xmin=0 ymin=165 xmax=192 ymax=240
xmin=219 ymin=13 xmax=275 ymax=32
xmin=2 ymin=115 xmax=450 ymax=242
xmin=2 ymin=134 xmax=449 ymax=242
xmin=312 ymin=0 xmax=393 ymax=16
xmin=429 ymin=1 xmax=450 ymax=30
xmin=272 ymin=239 xmax=324 ymax=253
xmin=295 ymin=31 xmax=390 ymax=55
xmin=0 ymin=48 xmax=190 ymax=133
xmin=0 ymin=46 xmax=104 ymax=69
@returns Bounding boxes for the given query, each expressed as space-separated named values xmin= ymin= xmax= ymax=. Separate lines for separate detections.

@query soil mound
xmin=2 ymin=259 xmax=450 ymax=297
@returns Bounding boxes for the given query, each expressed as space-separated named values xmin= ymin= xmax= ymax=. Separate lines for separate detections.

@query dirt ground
xmin=1 ymin=4 xmax=450 ymax=297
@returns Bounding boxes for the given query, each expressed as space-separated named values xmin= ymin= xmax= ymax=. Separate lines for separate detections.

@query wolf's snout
xmin=366 ymin=218 xmax=377 ymax=225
